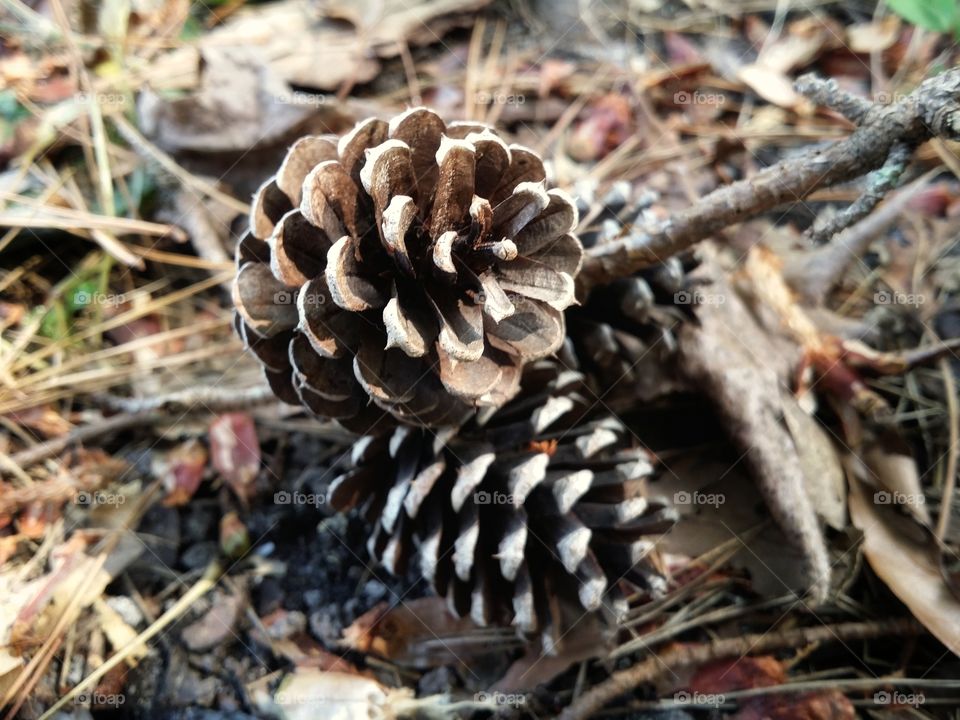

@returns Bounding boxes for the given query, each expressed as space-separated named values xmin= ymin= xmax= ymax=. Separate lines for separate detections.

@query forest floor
xmin=2 ymin=0 xmax=960 ymax=717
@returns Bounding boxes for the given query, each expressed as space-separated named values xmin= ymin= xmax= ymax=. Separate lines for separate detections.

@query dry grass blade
xmin=36 ymin=562 xmax=223 ymax=720
xmin=0 ymin=192 xmax=187 ymax=240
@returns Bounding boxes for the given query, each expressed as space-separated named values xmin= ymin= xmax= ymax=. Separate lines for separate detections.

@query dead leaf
xmin=494 ymin=612 xmax=609 ymax=691
xmin=848 ymin=471 xmax=960 ymax=655
xmin=93 ymin=598 xmax=148 ymax=664
xmin=325 ymin=0 xmax=494 ymax=56
xmin=209 ymin=413 xmax=260 ymax=502
xmin=155 ymin=439 xmax=208 ymax=507
xmin=181 ymin=590 xmax=243 ymax=652
xmin=567 ymin=94 xmax=633 ymax=162
xmin=15 ymin=501 xmax=58 ymax=539
xmin=690 ymin=656 xmax=854 ymax=720
xmin=779 ymin=389 xmax=846 ymax=530
xmin=847 ymin=17 xmax=901 ymax=54
xmin=271 ymin=668 xmax=403 ymax=720
xmin=7 ymin=405 xmax=72 ymax=438
xmin=138 ymin=45 xmax=318 ymax=153
xmin=676 ymin=246 xmax=830 ymax=601
xmin=341 ymin=597 xmax=519 ymax=669
xmin=738 ymin=64 xmax=808 ymax=111
xmin=271 ymin=634 xmax=369 ymax=676
xmin=860 ymin=438 xmax=931 ymax=526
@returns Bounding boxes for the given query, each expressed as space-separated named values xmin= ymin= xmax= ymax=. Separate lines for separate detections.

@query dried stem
xmin=578 ymin=68 xmax=960 ymax=294
xmin=804 ymin=141 xmax=913 ymax=244
xmin=785 ymin=171 xmax=935 ymax=304
xmin=97 ymin=384 xmax=276 ymax=414
xmin=6 ymin=413 xmax=161 ymax=473
xmin=557 ymin=618 xmax=921 ymax=720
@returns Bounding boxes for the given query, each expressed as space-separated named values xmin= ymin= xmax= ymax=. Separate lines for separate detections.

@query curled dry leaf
xmin=848 ymin=453 xmax=960 ymax=655
xmin=138 ymin=46 xmax=327 ymax=154
xmin=676 ymin=247 xmax=831 ymax=602
xmin=145 ymin=0 xmax=494 ymax=128
xmin=208 ymin=413 xmax=261 ymax=502
xmin=93 ymin=598 xmax=148 ymax=664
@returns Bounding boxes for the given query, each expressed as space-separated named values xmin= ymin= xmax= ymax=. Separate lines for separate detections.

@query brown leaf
xmin=690 ymin=656 xmax=854 ymax=720
xmin=181 ymin=590 xmax=244 ymax=652
xmin=567 ymin=94 xmax=633 ymax=162
xmin=209 ymin=413 xmax=261 ymax=502
xmin=325 ymin=0 xmax=495 ymax=57
xmin=341 ymin=597 xmax=514 ymax=668
xmin=139 ymin=45 xmax=323 ymax=154
xmin=676 ymin=247 xmax=830 ymax=601
xmin=6 ymin=406 xmax=72 ymax=438
xmin=848 ymin=469 xmax=960 ymax=655
xmin=738 ymin=64 xmax=808 ymax=111
xmin=156 ymin=439 xmax=208 ymax=507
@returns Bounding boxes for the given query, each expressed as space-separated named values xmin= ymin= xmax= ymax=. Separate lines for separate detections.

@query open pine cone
xmin=328 ymin=361 xmax=675 ymax=646
xmin=567 ymin=181 xmax=695 ymax=406
xmin=232 ymin=108 xmax=583 ymax=430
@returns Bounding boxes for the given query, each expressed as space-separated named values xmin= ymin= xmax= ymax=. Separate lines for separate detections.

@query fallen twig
xmin=578 ymin=69 xmax=960 ymax=293
xmin=98 ymin=383 xmax=276 ymax=414
xmin=7 ymin=413 xmax=161 ymax=472
xmin=785 ymin=171 xmax=936 ymax=304
xmin=557 ymin=618 xmax=921 ymax=720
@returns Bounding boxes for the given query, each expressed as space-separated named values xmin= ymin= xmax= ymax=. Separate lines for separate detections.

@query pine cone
xmin=232 ymin=108 xmax=583 ymax=430
xmin=328 ymin=362 xmax=675 ymax=646
xmin=567 ymin=181 xmax=695 ymax=406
